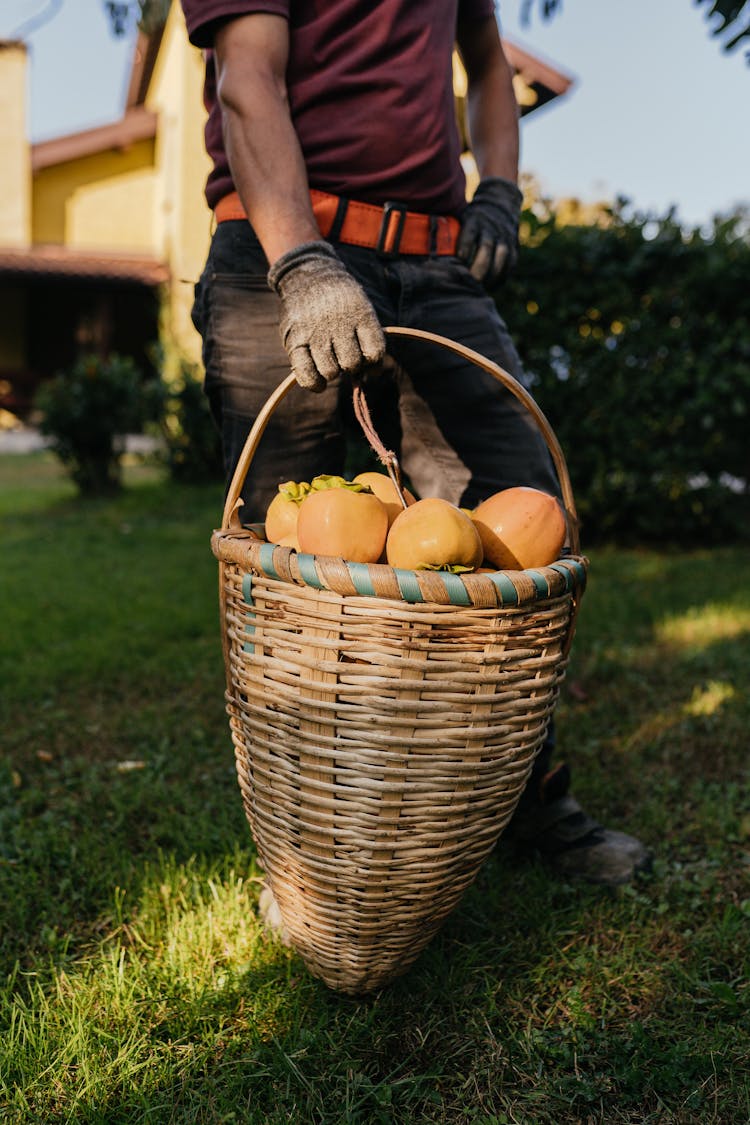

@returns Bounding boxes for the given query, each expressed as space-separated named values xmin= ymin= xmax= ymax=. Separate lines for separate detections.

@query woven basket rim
xmin=212 ymin=526 xmax=588 ymax=609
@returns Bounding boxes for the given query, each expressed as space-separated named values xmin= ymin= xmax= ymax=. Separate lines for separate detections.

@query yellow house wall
xmin=31 ymin=140 xmax=157 ymax=249
xmin=146 ymin=3 xmax=213 ymax=365
xmin=26 ymin=2 xmax=213 ymax=366
xmin=0 ymin=43 xmax=31 ymax=247
xmin=67 ymin=169 xmax=157 ymax=252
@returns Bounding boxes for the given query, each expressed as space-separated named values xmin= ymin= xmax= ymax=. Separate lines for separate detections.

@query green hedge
xmin=499 ymin=205 xmax=750 ymax=544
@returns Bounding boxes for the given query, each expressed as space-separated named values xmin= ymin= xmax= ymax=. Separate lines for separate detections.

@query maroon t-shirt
xmin=180 ymin=0 xmax=495 ymax=215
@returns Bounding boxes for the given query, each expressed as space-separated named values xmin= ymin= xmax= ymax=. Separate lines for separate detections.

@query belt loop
xmin=327 ymin=195 xmax=349 ymax=243
xmin=376 ymin=201 xmax=408 ymax=258
xmin=428 ymin=214 xmax=438 ymax=255
xmin=436 ymin=215 xmax=457 ymax=255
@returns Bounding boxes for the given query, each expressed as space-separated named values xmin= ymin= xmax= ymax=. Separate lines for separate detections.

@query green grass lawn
xmin=1 ymin=452 xmax=748 ymax=1124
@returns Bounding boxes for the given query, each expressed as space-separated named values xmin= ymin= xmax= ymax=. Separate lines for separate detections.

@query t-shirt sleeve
xmin=180 ymin=0 xmax=289 ymax=48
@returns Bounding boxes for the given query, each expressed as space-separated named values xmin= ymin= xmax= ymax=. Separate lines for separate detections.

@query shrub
xmin=500 ymin=204 xmax=750 ymax=544
xmin=35 ymin=353 xmax=160 ymax=496
xmin=154 ymin=358 xmax=223 ymax=484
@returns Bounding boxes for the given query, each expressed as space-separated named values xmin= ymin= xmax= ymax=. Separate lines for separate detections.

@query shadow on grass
xmin=2 ymin=467 xmax=748 ymax=1122
xmin=3 ymin=668 xmax=748 ymax=1124
xmin=7 ymin=837 xmax=745 ymax=1124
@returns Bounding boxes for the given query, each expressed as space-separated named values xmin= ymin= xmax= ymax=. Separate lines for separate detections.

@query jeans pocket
xmin=202 ymin=274 xmax=286 ymax=402
xmin=209 ymin=271 xmax=269 ymax=291
xmin=208 ymin=220 xmax=268 ymax=274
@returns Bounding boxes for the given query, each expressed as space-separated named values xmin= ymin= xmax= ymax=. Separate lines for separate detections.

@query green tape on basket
xmin=296 ymin=553 xmax=325 ymax=589
xmin=526 ymin=569 xmax=552 ymax=598
xmin=550 ymin=559 xmax=587 ymax=590
xmin=241 ymin=572 xmax=256 ymax=652
xmin=571 ymin=558 xmax=588 ymax=587
xmin=437 ymin=571 xmax=472 ymax=606
xmin=488 ymin=571 xmax=520 ymax=605
xmin=548 ymin=561 xmax=573 ymax=590
xmin=392 ymin=568 xmax=425 ymax=604
xmin=258 ymin=542 xmax=280 ymax=579
xmin=346 ymin=562 xmax=376 ymax=597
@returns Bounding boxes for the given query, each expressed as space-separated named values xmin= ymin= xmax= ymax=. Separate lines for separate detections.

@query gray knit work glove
xmin=456 ymin=176 xmax=523 ymax=286
xmin=267 ymin=240 xmax=386 ymax=392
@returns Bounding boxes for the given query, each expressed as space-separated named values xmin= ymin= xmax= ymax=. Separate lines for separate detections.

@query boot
xmin=507 ymin=758 xmax=652 ymax=887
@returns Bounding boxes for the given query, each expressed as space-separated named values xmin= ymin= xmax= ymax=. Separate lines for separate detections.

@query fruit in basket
xmin=386 ymin=498 xmax=483 ymax=571
xmin=277 ymin=532 xmax=300 ymax=550
xmin=471 ymin=486 xmax=566 ymax=570
xmin=353 ymin=471 xmax=416 ymax=526
xmin=265 ymin=479 xmax=311 ymax=543
xmin=297 ymin=476 xmax=389 ymax=562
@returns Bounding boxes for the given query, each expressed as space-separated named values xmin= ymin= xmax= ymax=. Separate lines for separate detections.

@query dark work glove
xmin=267 ymin=240 xmax=385 ymax=392
xmin=456 ymin=176 xmax=523 ymax=286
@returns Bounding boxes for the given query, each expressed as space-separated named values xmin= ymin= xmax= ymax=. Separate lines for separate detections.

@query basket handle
xmin=221 ymin=325 xmax=580 ymax=554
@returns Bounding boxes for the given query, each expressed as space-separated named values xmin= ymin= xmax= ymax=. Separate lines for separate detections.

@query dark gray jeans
xmin=192 ymin=220 xmax=561 ymax=790
xmin=192 ymin=221 xmax=559 ymax=523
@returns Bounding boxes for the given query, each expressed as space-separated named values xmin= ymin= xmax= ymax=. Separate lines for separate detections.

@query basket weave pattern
xmin=216 ymin=552 xmax=580 ymax=993
xmin=211 ymin=327 xmax=588 ymax=994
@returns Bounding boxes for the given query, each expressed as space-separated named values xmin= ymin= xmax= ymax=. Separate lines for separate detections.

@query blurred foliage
xmin=35 ymin=354 xmax=161 ymax=496
xmin=686 ymin=0 xmax=750 ymax=58
xmin=152 ymin=352 xmax=224 ymax=484
xmin=522 ymin=0 xmax=750 ymax=62
xmin=104 ymin=0 xmax=170 ymax=36
xmin=500 ymin=202 xmax=750 ymax=544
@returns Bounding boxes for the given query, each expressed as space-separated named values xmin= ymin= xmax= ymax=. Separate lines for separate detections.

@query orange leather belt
xmin=214 ymin=189 xmax=461 ymax=256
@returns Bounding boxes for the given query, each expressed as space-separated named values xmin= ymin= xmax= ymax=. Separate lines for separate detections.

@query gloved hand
xmin=267 ymin=240 xmax=385 ymax=392
xmin=456 ymin=176 xmax=523 ymax=286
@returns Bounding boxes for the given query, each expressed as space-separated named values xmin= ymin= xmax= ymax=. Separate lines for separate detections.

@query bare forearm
xmin=467 ymin=67 xmax=519 ymax=182
xmin=215 ymin=16 xmax=319 ymax=264
xmin=459 ymin=17 xmax=519 ymax=183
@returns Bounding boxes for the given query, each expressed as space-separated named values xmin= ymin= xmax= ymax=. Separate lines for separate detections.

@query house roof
xmin=31 ymin=105 xmax=158 ymax=173
xmin=126 ymin=24 xmax=165 ymax=108
xmin=28 ymin=25 xmax=162 ymax=174
xmin=0 ymin=245 xmax=169 ymax=285
xmin=22 ymin=33 xmax=163 ymax=287
xmin=504 ymin=40 xmax=574 ymax=114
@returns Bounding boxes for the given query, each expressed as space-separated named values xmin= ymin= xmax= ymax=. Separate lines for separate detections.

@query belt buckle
xmin=376 ymin=201 xmax=409 ymax=257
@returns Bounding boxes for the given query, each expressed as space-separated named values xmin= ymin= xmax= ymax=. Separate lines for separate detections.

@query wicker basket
xmin=211 ymin=327 xmax=588 ymax=995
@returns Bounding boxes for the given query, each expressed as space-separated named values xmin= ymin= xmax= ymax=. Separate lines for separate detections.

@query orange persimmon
xmin=296 ymin=481 xmax=388 ymax=562
xmin=471 ymin=486 xmax=566 ymax=570
xmin=353 ymin=471 xmax=416 ymax=527
xmin=386 ymin=497 xmax=483 ymax=571
xmin=265 ymin=480 xmax=311 ymax=544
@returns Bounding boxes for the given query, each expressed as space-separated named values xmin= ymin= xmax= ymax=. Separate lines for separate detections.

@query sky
xmin=3 ymin=0 xmax=749 ymax=229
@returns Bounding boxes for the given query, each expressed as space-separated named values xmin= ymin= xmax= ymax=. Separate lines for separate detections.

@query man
xmin=181 ymin=0 xmax=650 ymax=885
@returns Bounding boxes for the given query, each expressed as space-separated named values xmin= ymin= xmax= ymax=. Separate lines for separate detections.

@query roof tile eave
xmin=126 ymin=25 xmax=166 ymax=108
xmin=30 ymin=106 xmax=158 ymax=174
xmin=0 ymin=245 xmax=170 ymax=286
xmin=502 ymin=37 xmax=575 ymax=97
